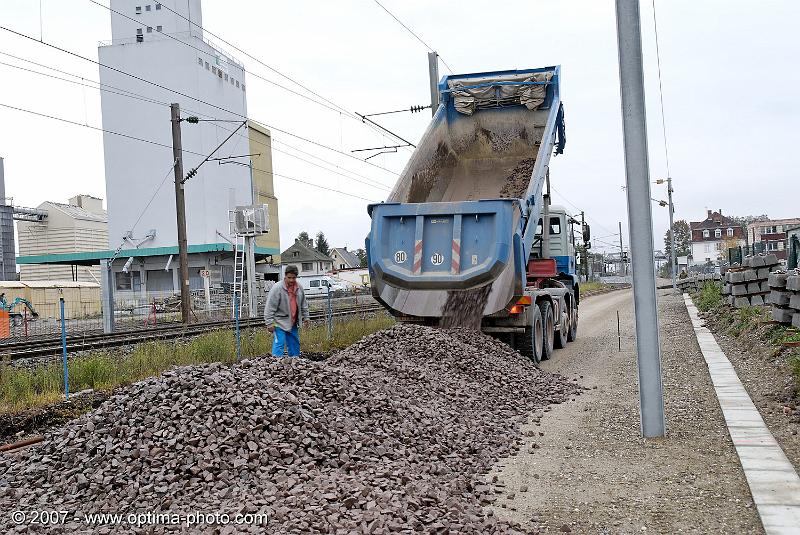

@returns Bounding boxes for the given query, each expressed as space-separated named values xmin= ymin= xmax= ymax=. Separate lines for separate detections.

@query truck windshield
xmin=535 ymin=217 xmax=562 ymax=235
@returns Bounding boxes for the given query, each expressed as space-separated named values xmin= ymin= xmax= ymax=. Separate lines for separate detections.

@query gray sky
xmin=0 ymin=0 xmax=798 ymax=255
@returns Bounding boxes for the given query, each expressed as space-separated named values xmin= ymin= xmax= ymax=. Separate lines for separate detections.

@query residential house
xmin=330 ymin=247 xmax=361 ymax=271
xmin=689 ymin=209 xmax=744 ymax=265
xmin=281 ymin=240 xmax=333 ymax=276
xmin=746 ymin=218 xmax=800 ymax=261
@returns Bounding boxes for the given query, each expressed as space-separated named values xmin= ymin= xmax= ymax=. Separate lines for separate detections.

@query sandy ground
xmin=486 ymin=289 xmax=763 ymax=534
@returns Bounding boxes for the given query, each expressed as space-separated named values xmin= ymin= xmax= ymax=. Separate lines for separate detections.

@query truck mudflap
xmin=367 ymin=199 xmax=526 ymax=318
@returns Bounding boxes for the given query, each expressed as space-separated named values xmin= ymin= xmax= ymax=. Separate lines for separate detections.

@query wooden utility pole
xmin=170 ymin=103 xmax=191 ymax=324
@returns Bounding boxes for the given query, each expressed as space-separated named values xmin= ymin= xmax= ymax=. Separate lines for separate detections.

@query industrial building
xmin=16 ymin=195 xmax=108 ymax=283
xmin=16 ymin=0 xmax=280 ymax=308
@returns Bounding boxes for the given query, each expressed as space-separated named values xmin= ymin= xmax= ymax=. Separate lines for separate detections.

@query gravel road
xmin=487 ymin=289 xmax=763 ymax=534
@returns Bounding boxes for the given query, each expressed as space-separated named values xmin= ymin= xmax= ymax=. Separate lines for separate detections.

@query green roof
xmin=17 ymin=243 xmax=281 ymax=266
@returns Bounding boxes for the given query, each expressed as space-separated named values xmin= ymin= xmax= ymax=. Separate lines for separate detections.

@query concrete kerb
xmin=684 ymin=293 xmax=800 ymax=533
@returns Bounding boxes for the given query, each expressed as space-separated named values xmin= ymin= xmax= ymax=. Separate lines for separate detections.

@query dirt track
xmin=487 ymin=289 xmax=763 ymax=534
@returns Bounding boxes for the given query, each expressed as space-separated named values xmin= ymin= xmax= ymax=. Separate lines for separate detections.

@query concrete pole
xmin=615 ymin=0 xmax=666 ymax=438
xmin=619 ymin=221 xmax=624 ymax=275
xmin=100 ymin=259 xmax=115 ymax=333
xmin=170 ymin=103 xmax=192 ymax=324
xmin=428 ymin=52 xmax=440 ymax=117
xmin=668 ymin=177 xmax=676 ymax=289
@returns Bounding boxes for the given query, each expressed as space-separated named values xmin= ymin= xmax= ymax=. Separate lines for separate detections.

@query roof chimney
xmin=707 ymin=210 xmax=712 ymax=218
xmin=718 ymin=209 xmax=722 ymax=215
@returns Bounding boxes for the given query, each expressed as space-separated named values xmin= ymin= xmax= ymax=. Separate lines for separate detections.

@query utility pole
xmin=170 ymin=103 xmax=191 ymax=324
xmin=618 ymin=221 xmax=625 ymax=275
xmin=667 ymin=177 xmax=676 ymax=289
xmin=615 ymin=0 xmax=666 ymax=438
xmin=428 ymin=51 xmax=440 ymax=117
xmin=580 ymin=211 xmax=588 ymax=281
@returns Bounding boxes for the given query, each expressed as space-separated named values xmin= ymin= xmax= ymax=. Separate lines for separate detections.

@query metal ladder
xmin=232 ymin=236 xmax=246 ymax=318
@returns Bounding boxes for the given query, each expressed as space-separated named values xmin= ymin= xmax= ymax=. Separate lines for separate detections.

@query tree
xmin=315 ymin=231 xmax=330 ymax=256
xmin=730 ymin=214 xmax=769 ymax=228
xmin=296 ymin=231 xmax=312 ymax=248
xmin=664 ymin=219 xmax=691 ymax=260
xmin=354 ymin=248 xmax=368 ymax=268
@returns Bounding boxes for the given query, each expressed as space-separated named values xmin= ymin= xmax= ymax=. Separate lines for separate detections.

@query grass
xmin=694 ymin=281 xmax=724 ymax=312
xmin=581 ymin=281 xmax=606 ymax=293
xmin=0 ymin=314 xmax=394 ymax=414
xmin=690 ymin=283 xmax=800 ymax=387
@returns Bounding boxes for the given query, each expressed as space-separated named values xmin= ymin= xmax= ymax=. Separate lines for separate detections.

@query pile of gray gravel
xmin=1 ymin=324 xmax=580 ymax=534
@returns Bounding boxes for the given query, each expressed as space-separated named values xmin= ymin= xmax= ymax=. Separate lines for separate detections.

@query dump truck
xmin=366 ymin=66 xmax=588 ymax=363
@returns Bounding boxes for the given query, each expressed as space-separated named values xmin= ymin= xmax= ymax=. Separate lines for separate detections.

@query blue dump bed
xmin=368 ymin=66 xmax=564 ymax=319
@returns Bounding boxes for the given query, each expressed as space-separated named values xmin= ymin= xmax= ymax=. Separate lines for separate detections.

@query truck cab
xmin=531 ymin=205 xmax=580 ymax=299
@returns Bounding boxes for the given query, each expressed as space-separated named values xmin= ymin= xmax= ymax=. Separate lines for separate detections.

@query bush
xmin=694 ymin=281 xmax=723 ymax=312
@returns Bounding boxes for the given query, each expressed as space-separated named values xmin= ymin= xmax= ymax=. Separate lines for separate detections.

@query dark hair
xmin=284 ymin=265 xmax=299 ymax=276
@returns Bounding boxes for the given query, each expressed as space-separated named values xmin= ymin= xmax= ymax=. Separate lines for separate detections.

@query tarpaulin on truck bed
xmin=448 ymin=72 xmax=553 ymax=115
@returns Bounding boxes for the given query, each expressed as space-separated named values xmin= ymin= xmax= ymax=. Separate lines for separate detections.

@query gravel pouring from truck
xmin=367 ymin=66 xmax=582 ymax=363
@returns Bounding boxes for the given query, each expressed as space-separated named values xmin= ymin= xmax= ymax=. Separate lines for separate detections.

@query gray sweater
xmin=264 ymin=281 xmax=310 ymax=331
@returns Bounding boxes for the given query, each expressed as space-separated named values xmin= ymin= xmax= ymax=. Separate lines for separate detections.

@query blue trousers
xmin=272 ymin=325 xmax=300 ymax=357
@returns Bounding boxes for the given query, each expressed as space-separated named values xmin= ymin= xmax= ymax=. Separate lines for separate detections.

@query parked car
xmin=297 ymin=275 xmax=350 ymax=297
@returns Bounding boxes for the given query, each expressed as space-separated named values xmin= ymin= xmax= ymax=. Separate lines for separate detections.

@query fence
xmin=0 ymin=286 xmax=380 ymax=345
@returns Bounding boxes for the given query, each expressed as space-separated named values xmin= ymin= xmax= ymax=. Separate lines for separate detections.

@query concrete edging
xmin=684 ymin=294 xmax=800 ymax=534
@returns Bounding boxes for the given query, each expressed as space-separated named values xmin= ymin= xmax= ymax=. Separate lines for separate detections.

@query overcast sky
xmin=0 ymin=0 xmax=798 ymax=256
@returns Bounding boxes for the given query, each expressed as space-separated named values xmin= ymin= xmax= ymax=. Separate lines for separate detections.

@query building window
xmin=156 ymin=3 xmax=161 ymax=9
xmin=714 ymin=228 xmax=721 ymax=238
xmin=218 ymin=69 xmax=223 ymax=79
xmin=292 ymin=251 xmax=299 ymax=257
xmin=115 ymin=271 xmax=141 ymax=292
xmin=777 ymin=225 xmax=784 ymax=233
xmin=224 ymin=73 xmax=228 ymax=81
xmin=241 ymin=84 xmax=245 ymax=91
xmin=198 ymin=57 xmax=203 ymax=66
xmin=301 ymin=262 xmax=313 ymax=271
xmin=146 ymin=26 xmax=152 ymax=33
xmin=235 ymin=80 xmax=240 ymax=88
xmin=715 ymin=242 xmax=722 ymax=251
xmin=135 ymin=6 xmax=142 ymax=14
xmin=136 ymin=28 xmax=143 ymax=34
xmin=205 ymin=61 xmax=209 ymax=70
xmin=156 ymin=25 xmax=162 ymax=31
xmin=146 ymin=4 xmax=151 ymax=11
xmin=212 ymin=66 xmax=217 ymax=75
xmin=703 ymin=230 xmax=709 ymax=238
xmin=704 ymin=243 xmax=711 ymax=253
xmin=727 ymin=228 xmax=734 ymax=237
xmin=779 ymin=241 xmax=785 ymax=251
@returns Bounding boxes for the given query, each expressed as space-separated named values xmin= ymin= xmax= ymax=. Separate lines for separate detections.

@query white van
xmin=297 ymin=275 xmax=350 ymax=297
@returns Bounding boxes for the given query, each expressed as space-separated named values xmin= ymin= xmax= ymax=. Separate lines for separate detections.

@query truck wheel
xmin=567 ymin=300 xmax=578 ymax=342
xmin=553 ymin=300 xmax=568 ymax=349
xmin=518 ymin=306 xmax=544 ymax=365
xmin=538 ymin=301 xmax=554 ymax=360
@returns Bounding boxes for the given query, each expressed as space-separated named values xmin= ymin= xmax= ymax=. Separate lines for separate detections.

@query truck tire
xmin=567 ymin=299 xmax=578 ymax=342
xmin=517 ymin=306 xmax=544 ymax=365
xmin=553 ymin=300 xmax=568 ymax=349
xmin=538 ymin=300 xmax=554 ymax=360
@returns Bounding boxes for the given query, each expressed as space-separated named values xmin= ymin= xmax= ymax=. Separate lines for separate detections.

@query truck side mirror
xmin=582 ymin=224 xmax=591 ymax=242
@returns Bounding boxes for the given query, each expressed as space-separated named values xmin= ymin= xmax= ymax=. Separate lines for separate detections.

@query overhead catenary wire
xmin=372 ymin=0 xmax=454 ymax=73
xmin=87 ymin=0 xmax=413 ymax=153
xmin=0 ymin=101 xmax=379 ymax=203
xmin=651 ymin=0 xmax=671 ymax=179
xmin=0 ymin=53 xmax=391 ymax=191
xmin=0 ymin=24 xmax=401 ymax=177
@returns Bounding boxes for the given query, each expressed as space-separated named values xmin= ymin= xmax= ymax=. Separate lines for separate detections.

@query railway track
xmin=0 ymin=304 xmax=385 ymax=361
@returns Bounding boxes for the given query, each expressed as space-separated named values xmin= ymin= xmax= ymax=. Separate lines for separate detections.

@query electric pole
xmin=580 ymin=211 xmax=588 ymax=281
xmin=619 ymin=221 xmax=625 ymax=275
xmin=667 ymin=177 xmax=676 ymax=289
xmin=170 ymin=103 xmax=191 ymax=324
xmin=615 ymin=0 xmax=666 ymax=438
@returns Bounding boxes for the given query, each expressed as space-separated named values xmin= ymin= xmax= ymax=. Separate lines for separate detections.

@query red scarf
xmin=285 ymin=280 xmax=298 ymax=325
